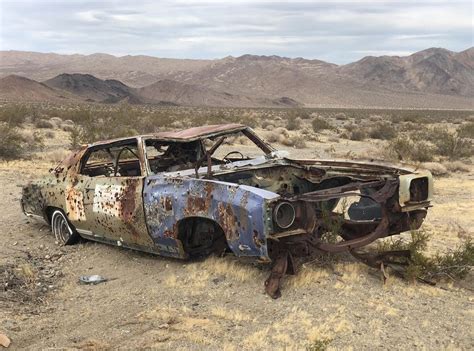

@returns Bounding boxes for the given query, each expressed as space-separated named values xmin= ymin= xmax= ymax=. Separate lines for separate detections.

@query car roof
xmin=88 ymin=124 xmax=247 ymax=147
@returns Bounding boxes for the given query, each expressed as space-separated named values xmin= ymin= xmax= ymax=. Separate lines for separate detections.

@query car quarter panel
xmin=143 ymin=175 xmax=280 ymax=259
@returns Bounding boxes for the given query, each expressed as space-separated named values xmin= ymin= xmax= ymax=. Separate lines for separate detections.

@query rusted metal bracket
xmin=194 ymin=136 xmax=226 ymax=179
xmin=311 ymin=179 xmax=398 ymax=253
xmin=264 ymin=251 xmax=295 ymax=299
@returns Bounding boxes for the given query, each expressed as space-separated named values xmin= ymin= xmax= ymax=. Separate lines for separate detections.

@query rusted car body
xmin=21 ymin=124 xmax=433 ymax=297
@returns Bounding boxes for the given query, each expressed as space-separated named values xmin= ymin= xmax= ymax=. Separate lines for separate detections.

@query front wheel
xmin=51 ymin=210 xmax=79 ymax=245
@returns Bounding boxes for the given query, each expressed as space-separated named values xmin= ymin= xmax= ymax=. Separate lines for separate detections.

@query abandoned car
xmin=21 ymin=124 xmax=433 ymax=297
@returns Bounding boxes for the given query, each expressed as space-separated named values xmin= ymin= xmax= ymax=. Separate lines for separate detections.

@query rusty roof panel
xmin=88 ymin=124 xmax=247 ymax=147
xmin=154 ymin=124 xmax=246 ymax=141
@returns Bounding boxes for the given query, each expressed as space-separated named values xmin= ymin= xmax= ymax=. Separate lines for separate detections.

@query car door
xmin=71 ymin=138 xmax=155 ymax=248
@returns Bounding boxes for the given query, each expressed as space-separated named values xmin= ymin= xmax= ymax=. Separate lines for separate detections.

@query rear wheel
xmin=51 ymin=210 xmax=79 ymax=245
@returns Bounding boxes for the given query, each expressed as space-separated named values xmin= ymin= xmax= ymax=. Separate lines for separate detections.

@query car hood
xmin=159 ymin=155 xmax=416 ymax=179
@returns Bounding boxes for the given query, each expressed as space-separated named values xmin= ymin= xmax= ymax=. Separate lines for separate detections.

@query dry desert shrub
xmin=421 ymin=162 xmax=449 ymax=176
xmin=266 ymin=127 xmax=290 ymax=144
xmin=368 ymin=114 xmax=383 ymax=122
xmin=293 ymin=137 xmax=307 ymax=148
xmin=0 ymin=123 xmax=44 ymax=160
xmin=387 ymin=137 xmax=434 ymax=162
xmin=349 ymin=129 xmax=366 ymax=141
xmin=334 ymin=112 xmax=346 ymax=120
xmin=341 ymin=123 xmax=366 ymax=141
xmin=368 ymin=123 xmax=397 ymax=140
xmin=0 ymin=104 xmax=30 ymax=126
xmin=286 ymin=116 xmax=302 ymax=131
xmin=411 ymin=126 xmax=473 ymax=160
xmin=35 ymin=119 xmax=55 ymax=129
xmin=312 ymin=117 xmax=333 ymax=132
xmin=443 ymin=161 xmax=470 ymax=173
xmin=287 ymin=108 xmax=312 ymax=120
xmin=457 ymin=122 xmax=474 ymax=139
xmin=260 ymin=119 xmax=275 ymax=130
xmin=377 ymin=230 xmax=473 ymax=283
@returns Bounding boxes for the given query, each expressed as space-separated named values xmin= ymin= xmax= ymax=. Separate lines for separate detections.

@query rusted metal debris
xmin=21 ymin=124 xmax=434 ymax=298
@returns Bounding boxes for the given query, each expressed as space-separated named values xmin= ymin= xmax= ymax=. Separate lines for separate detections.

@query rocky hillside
xmin=43 ymin=73 xmax=140 ymax=103
xmin=0 ymin=48 xmax=472 ymax=108
xmin=0 ymin=75 xmax=73 ymax=102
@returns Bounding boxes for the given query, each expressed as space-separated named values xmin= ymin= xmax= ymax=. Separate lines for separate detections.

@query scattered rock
xmin=0 ymin=333 xmax=11 ymax=348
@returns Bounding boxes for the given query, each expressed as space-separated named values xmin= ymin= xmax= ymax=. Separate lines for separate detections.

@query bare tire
xmin=51 ymin=210 xmax=79 ymax=245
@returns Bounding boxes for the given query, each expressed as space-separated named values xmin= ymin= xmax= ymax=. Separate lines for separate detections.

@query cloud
xmin=0 ymin=0 xmax=471 ymax=63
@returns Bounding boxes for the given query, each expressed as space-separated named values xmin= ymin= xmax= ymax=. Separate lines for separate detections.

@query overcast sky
xmin=0 ymin=0 xmax=472 ymax=63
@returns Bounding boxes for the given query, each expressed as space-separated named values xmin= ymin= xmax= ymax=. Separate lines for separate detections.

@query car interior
xmin=80 ymin=141 xmax=142 ymax=177
xmin=79 ymin=131 xmax=267 ymax=177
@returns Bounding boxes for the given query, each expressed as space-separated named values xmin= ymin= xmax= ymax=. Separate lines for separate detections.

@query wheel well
xmin=45 ymin=206 xmax=63 ymax=224
xmin=177 ymin=217 xmax=228 ymax=258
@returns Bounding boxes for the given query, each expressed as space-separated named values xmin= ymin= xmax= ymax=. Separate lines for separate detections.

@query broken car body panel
xmin=21 ymin=124 xmax=433 ymax=267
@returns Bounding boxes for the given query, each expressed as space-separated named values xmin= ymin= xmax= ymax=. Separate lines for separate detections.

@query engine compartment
xmin=215 ymin=164 xmax=354 ymax=197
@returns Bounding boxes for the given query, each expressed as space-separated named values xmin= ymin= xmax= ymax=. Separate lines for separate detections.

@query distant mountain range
xmin=0 ymin=48 xmax=472 ymax=109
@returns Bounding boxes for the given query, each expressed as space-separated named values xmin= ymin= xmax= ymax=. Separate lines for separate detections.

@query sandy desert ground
xmin=1 ymin=109 xmax=473 ymax=350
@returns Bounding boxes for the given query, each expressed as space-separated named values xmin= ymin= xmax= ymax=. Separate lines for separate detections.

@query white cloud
xmin=0 ymin=0 xmax=471 ymax=63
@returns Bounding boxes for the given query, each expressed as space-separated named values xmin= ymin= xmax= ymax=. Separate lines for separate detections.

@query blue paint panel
xmin=143 ymin=175 xmax=279 ymax=259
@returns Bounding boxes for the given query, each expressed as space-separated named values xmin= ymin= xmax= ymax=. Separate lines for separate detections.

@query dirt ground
xmin=1 ymin=127 xmax=473 ymax=350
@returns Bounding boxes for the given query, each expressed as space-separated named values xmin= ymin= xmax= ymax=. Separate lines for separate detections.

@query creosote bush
xmin=0 ymin=123 xmax=43 ymax=160
xmin=349 ymin=130 xmax=366 ymax=141
xmin=0 ymin=104 xmax=30 ymax=126
xmin=368 ymin=123 xmax=397 ymax=140
xmin=35 ymin=119 xmax=55 ymax=129
xmin=457 ymin=122 xmax=474 ymax=139
xmin=311 ymin=117 xmax=333 ymax=132
xmin=286 ymin=116 xmax=302 ymax=131
xmin=388 ymin=138 xmax=434 ymax=162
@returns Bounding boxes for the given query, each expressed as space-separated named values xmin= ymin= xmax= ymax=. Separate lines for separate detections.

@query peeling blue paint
xmin=143 ymin=175 xmax=279 ymax=259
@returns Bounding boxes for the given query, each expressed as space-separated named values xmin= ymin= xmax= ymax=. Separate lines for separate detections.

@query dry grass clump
xmin=287 ymin=266 xmax=330 ymax=288
xmin=197 ymin=256 xmax=260 ymax=283
xmin=306 ymin=338 xmax=332 ymax=351
xmin=211 ymin=307 xmax=252 ymax=322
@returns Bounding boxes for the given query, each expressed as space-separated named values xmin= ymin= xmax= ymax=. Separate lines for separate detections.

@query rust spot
xmin=120 ymin=179 xmax=138 ymax=223
xmin=218 ymin=202 xmax=239 ymax=242
xmin=164 ymin=196 xmax=173 ymax=211
xmin=253 ymin=230 xmax=264 ymax=248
